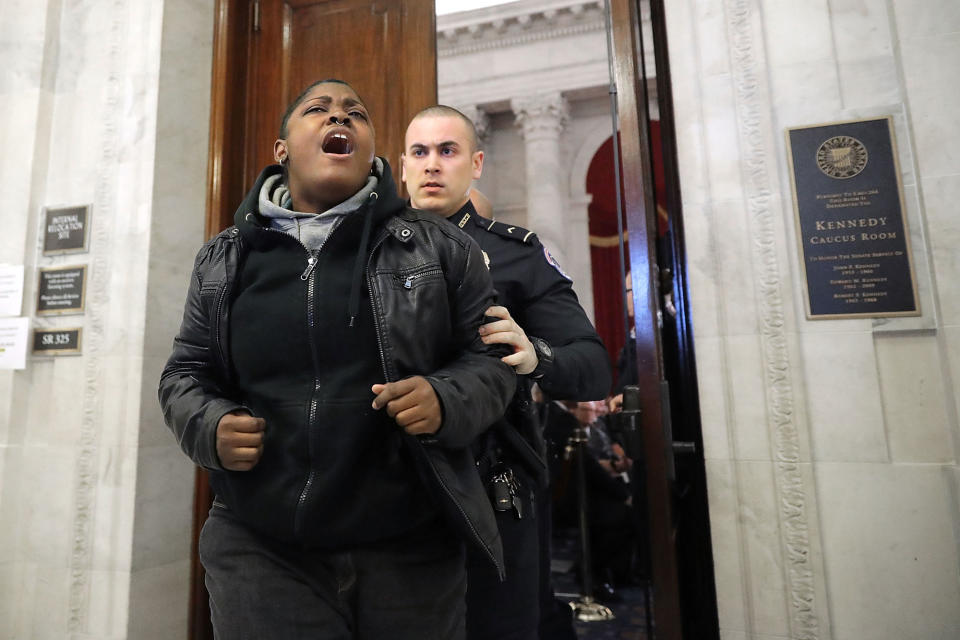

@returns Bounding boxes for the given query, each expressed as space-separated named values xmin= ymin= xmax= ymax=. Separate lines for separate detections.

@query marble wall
xmin=0 ymin=0 xmax=213 ymax=638
xmin=665 ymin=0 xmax=960 ymax=637
xmin=130 ymin=0 xmax=214 ymax=638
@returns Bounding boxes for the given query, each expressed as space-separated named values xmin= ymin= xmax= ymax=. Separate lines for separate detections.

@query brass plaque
xmin=36 ymin=265 xmax=87 ymax=316
xmin=32 ymin=327 xmax=82 ymax=356
xmin=43 ymin=205 xmax=90 ymax=255
xmin=786 ymin=117 xmax=919 ymax=319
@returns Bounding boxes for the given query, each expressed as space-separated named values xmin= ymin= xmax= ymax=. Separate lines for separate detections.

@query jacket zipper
xmin=365 ymin=232 xmax=503 ymax=577
xmin=365 ymin=230 xmax=393 ymax=382
xmin=210 ymin=231 xmax=243 ymax=378
xmin=398 ymin=266 xmax=443 ymax=289
xmin=254 ymin=222 xmax=331 ymax=537
xmin=295 ymin=251 xmax=320 ymax=536
xmin=301 ymin=255 xmax=318 ymax=280
xmin=213 ymin=281 xmax=229 ymax=374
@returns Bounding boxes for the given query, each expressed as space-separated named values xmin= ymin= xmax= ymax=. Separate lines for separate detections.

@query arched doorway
xmin=586 ymin=123 xmax=667 ymax=383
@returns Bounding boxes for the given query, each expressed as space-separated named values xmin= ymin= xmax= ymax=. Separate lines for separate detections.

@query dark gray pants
xmin=199 ymin=508 xmax=466 ymax=640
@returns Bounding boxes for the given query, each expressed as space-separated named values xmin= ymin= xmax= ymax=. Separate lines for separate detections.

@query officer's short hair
xmin=410 ymin=105 xmax=481 ymax=152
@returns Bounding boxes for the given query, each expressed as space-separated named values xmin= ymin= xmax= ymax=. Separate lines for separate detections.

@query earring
xmin=278 ymin=156 xmax=287 ymax=166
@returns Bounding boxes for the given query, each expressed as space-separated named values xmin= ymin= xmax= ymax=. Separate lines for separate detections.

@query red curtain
xmin=587 ymin=122 xmax=664 ymax=390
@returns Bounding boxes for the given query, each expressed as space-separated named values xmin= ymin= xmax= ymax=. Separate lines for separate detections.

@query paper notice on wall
xmin=0 ymin=265 xmax=25 ymax=317
xmin=0 ymin=317 xmax=29 ymax=369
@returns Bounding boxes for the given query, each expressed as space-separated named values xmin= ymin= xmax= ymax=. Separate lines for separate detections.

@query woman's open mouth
xmin=322 ymin=130 xmax=354 ymax=155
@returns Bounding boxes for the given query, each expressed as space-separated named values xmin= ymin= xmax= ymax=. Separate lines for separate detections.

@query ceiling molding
xmin=438 ymin=0 xmax=606 ymax=57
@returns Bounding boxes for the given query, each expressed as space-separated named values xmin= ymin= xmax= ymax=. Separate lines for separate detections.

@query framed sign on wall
xmin=786 ymin=116 xmax=919 ymax=319
xmin=42 ymin=205 xmax=91 ymax=255
xmin=32 ymin=327 xmax=82 ymax=356
xmin=36 ymin=265 xmax=87 ymax=316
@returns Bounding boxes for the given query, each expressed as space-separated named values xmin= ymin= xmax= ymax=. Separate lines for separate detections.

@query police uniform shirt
xmin=449 ymin=200 xmax=610 ymax=401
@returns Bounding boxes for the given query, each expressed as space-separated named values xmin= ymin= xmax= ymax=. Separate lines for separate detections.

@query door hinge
xmin=252 ymin=0 xmax=261 ymax=32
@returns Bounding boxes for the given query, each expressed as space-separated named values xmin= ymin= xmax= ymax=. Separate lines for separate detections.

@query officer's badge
xmin=543 ymin=247 xmax=572 ymax=281
xmin=482 ymin=250 xmax=491 ymax=270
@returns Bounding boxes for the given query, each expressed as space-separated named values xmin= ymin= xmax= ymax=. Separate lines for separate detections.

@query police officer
xmin=402 ymin=105 xmax=611 ymax=640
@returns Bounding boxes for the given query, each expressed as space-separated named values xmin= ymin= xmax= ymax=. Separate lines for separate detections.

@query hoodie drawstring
xmin=348 ymin=192 xmax=378 ymax=327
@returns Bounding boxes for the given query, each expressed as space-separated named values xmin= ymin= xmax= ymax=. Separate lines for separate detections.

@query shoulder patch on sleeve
xmin=542 ymin=246 xmax=573 ymax=281
xmin=478 ymin=218 xmax=537 ymax=244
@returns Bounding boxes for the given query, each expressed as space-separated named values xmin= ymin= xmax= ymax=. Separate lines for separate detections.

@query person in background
xmin=568 ymin=400 xmax=641 ymax=601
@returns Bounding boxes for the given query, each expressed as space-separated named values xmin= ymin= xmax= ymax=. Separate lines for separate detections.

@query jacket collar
xmin=234 ymin=157 xmax=406 ymax=250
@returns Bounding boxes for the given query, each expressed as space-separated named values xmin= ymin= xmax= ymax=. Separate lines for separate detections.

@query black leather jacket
xmin=159 ymin=172 xmax=515 ymax=575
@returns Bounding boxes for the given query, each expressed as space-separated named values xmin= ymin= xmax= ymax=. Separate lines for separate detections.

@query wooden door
xmin=194 ymin=1 xmax=436 ymax=637
xmin=206 ymin=0 xmax=436 ymax=234
xmin=609 ymin=0 xmax=720 ymax=638
xmin=609 ymin=0 xmax=721 ymax=637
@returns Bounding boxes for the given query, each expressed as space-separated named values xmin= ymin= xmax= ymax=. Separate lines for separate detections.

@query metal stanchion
xmin=565 ymin=424 xmax=615 ymax=622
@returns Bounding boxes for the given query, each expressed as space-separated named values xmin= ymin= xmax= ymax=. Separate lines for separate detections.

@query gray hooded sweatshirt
xmin=257 ymin=157 xmax=383 ymax=251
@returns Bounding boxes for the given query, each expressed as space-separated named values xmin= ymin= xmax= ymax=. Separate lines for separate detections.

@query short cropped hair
xmin=409 ymin=105 xmax=481 ymax=152
xmin=278 ymin=78 xmax=365 ymax=138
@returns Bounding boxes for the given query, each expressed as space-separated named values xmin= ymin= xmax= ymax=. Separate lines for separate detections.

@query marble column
xmin=512 ymin=92 xmax=591 ymax=292
xmin=512 ymin=93 xmax=569 ymax=262
xmin=457 ymin=104 xmax=490 ymax=149
xmin=567 ymin=193 xmax=595 ymax=320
